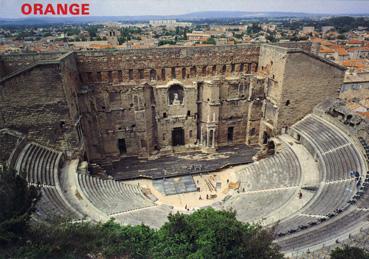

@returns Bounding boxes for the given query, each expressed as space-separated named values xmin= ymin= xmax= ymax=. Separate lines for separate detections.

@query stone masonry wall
xmin=0 ymin=42 xmax=328 ymax=166
xmin=277 ymin=51 xmax=346 ymax=131
xmin=0 ymin=58 xmax=79 ymax=154
xmin=0 ymin=52 xmax=66 ymax=77
xmin=76 ymin=44 xmax=260 ymax=85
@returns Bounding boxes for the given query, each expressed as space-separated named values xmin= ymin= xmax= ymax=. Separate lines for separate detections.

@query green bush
xmin=331 ymin=245 xmax=369 ymax=259
xmin=0 ymin=169 xmax=282 ymax=259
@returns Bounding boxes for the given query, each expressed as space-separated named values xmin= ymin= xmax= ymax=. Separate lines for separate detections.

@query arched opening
xmin=285 ymin=100 xmax=290 ymax=106
xmin=168 ymin=84 xmax=184 ymax=105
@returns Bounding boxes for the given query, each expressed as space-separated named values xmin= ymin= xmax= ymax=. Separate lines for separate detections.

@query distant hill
xmin=0 ymin=11 xmax=368 ymax=25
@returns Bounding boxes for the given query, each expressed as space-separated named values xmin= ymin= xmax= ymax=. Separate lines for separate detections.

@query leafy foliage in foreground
xmin=1 ymin=208 xmax=283 ymax=259
xmin=153 ymin=209 xmax=282 ymax=259
xmin=0 ymin=169 xmax=39 ymax=245
xmin=0 ymin=168 xmax=282 ymax=258
xmin=331 ymin=245 xmax=369 ymax=259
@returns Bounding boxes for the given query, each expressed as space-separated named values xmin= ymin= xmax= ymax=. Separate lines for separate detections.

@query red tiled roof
xmin=319 ymin=45 xmax=335 ymax=54
xmin=348 ymin=39 xmax=364 ymax=45
xmin=358 ymin=111 xmax=369 ymax=119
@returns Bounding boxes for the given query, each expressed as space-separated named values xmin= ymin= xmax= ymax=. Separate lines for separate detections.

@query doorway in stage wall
xmin=172 ymin=127 xmax=185 ymax=146
xmin=227 ymin=127 xmax=234 ymax=143
xmin=118 ymin=138 xmax=127 ymax=154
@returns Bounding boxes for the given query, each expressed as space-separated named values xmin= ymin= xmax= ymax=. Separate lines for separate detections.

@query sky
xmin=0 ymin=0 xmax=368 ymax=18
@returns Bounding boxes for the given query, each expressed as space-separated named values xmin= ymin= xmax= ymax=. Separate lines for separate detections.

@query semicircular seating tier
xmin=77 ymin=173 xmax=157 ymax=216
xmin=226 ymin=145 xmax=302 ymax=223
xmin=275 ymin=114 xmax=369 ymax=252
xmin=14 ymin=142 xmax=84 ymax=222
xmin=4 ymin=111 xmax=369 ymax=253
xmin=237 ymin=145 xmax=302 ymax=192
xmin=290 ymin=114 xmax=366 ymax=182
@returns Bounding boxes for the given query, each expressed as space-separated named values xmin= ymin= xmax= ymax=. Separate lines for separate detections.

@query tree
xmin=86 ymin=25 xmax=99 ymax=38
xmin=331 ymin=246 xmax=369 ymax=259
xmin=152 ymin=208 xmax=282 ymax=259
xmin=0 ymin=168 xmax=39 ymax=245
xmin=266 ymin=34 xmax=277 ymax=43
xmin=158 ymin=40 xmax=176 ymax=46
xmin=247 ymin=23 xmax=261 ymax=34
xmin=337 ymin=34 xmax=347 ymax=40
xmin=203 ymin=37 xmax=216 ymax=45
xmin=18 ymin=220 xmax=156 ymax=259
xmin=0 ymin=175 xmax=282 ymax=259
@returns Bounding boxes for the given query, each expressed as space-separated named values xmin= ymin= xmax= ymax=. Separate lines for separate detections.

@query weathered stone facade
xmin=257 ymin=44 xmax=346 ymax=144
xmin=0 ymin=53 xmax=83 ymax=158
xmin=0 ymin=42 xmax=346 ymax=168
xmin=74 ymin=45 xmax=261 ymax=162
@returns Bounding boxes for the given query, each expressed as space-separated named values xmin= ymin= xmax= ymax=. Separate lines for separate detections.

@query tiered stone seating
xmin=15 ymin=143 xmax=62 ymax=186
xmin=35 ymin=187 xmax=80 ymax=222
xmin=290 ymin=215 xmax=369 ymax=258
xmin=359 ymin=137 xmax=369 ymax=162
xmin=114 ymin=204 xmax=173 ymax=229
xmin=237 ymin=146 xmax=301 ymax=191
xmin=303 ymin=181 xmax=355 ymax=216
xmin=275 ymin=114 xmax=369 ymax=252
xmin=292 ymin=116 xmax=349 ymax=153
xmin=223 ymin=189 xmax=297 ymax=223
xmin=322 ymin=146 xmax=362 ymax=181
xmin=338 ymin=227 xmax=369 ymax=250
xmin=276 ymin=181 xmax=355 ymax=235
xmin=277 ymin=209 xmax=369 ymax=253
xmin=77 ymin=173 xmax=156 ymax=215
xmin=275 ymin=215 xmax=319 ymax=235
xmin=13 ymin=142 xmax=82 ymax=222
xmin=291 ymin=115 xmax=365 ymax=181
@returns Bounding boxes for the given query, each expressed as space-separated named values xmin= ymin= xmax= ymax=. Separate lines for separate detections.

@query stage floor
xmin=106 ymin=144 xmax=258 ymax=180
